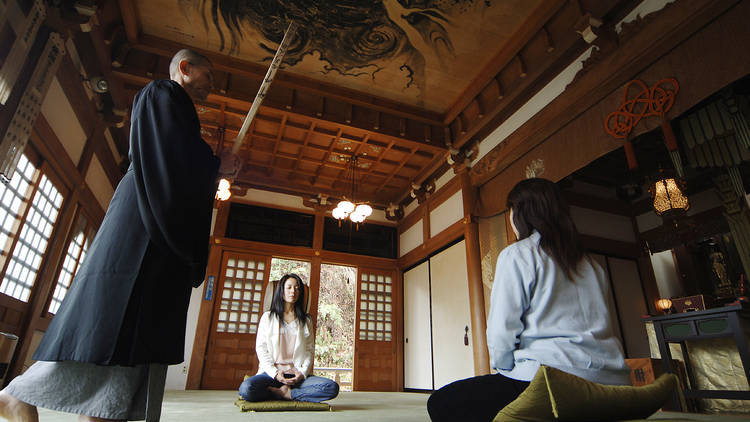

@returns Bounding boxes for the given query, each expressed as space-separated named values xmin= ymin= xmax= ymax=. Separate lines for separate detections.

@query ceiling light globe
xmin=350 ymin=212 xmax=366 ymax=223
xmin=332 ymin=207 xmax=347 ymax=220
xmin=215 ymin=188 xmax=231 ymax=201
xmin=355 ymin=204 xmax=372 ymax=217
xmin=218 ymin=178 xmax=231 ymax=191
xmin=338 ymin=200 xmax=355 ymax=214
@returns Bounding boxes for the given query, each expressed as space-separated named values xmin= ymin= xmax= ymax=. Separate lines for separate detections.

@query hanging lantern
xmin=649 ymin=176 xmax=689 ymax=217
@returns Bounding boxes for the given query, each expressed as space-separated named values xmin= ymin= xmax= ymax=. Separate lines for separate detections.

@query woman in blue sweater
xmin=427 ymin=178 xmax=630 ymax=422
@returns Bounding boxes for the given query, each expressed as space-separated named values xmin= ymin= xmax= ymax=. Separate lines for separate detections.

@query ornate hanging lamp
xmin=648 ymin=170 xmax=689 ymax=220
xmin=332 ymin=153 xmax=372 ymax=228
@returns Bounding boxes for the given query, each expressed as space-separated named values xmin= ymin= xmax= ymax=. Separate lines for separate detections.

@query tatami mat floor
xmin=33 ymin=390 xmax=750 ymax=421
xmin=37 ymin=390 xmax=431 ymax=421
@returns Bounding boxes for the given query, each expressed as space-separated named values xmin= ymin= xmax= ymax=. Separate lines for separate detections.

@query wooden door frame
xmin=199 ymin=250 xmax=272 ymax=389
xmin=352 ymin=265 xmax=401 ymax=391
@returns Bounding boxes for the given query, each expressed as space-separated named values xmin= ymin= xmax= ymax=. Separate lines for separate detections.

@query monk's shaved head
xmin=169 ymin=49 xmax=211 ymax=79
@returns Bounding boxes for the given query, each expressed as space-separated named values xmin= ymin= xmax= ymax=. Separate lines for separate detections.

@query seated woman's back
xmin=487 ymin=230 xmax=630 ymax=385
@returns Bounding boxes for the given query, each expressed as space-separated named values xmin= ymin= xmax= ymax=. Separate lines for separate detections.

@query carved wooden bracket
xmin=303 ymin=193 xmax=334 ymax=212
xmin=409 ymin=180 xmax=436 ymax=204
xmin=385 ymin=202 xmax=404 ymax=221
xmin=575 ymin=13 xmax=603 ymax=44
xmin=448 ymin=140 xmax=479 ymax=173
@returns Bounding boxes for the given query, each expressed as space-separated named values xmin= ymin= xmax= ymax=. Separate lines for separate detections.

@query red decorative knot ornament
xmin=604 ymin=78 xmax=680 ymax=169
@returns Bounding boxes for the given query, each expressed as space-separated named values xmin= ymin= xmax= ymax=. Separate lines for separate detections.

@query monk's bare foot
xmin=268 ymin=385 xmax=292 ymax=400
xmin=0 ymin=391 xmax=38 ymax=422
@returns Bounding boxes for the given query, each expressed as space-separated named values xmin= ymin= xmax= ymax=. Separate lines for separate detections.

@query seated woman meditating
xmin=238 ymin=273 xmax=339 ymax=402
xmin=427 ymin=178 xmax=631 ymax=422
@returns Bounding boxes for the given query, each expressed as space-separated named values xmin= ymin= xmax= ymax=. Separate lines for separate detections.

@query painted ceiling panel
xmin=136 ymin=0 xmax=545 ymax=113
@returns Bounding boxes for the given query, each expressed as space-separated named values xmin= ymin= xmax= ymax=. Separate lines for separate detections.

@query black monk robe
xmin=34 ymin=80 xmax=220 ymax=365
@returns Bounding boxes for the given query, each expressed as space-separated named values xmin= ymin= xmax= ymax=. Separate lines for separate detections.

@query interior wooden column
xmin=458 ymin=170 xmax=490 ymax=375
xmin=186 ymin=200 xmax=230 ymax=389
xmin=308 ymin=212 xmax=325 ymax=329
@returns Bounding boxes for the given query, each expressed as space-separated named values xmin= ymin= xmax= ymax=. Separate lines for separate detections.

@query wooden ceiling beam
xmin=443 ymin=0 xmax=567 ymax=125
xmin=244 ymin=156 xmax=408 ymax=192
xmin=132 ymin=34 xmax=443 ymax=125
xmin=218 ymin=106 xmax=438 ymax=157
xmin=111 ymin=67 xmax=447 ymax=155
xmin=117 ymin=0 xmax=140 ymax=44
xmin=265 ymin=114 xmax=288 ymax=177
xmin=447 ymin=0 xmax=636 ymax=150
xmin=331 ymin=133 xmax=373 ymax=195
xmin=452 ymin=29 xmax=585 ymax=149
xmin=200 ymin=121 xmax=423 ymax=173
xmin=311 ymin=128 xmax=343 ymax=187
xmin=242 ymin=153 xmax=408 ymax=185
xmin=232 ymin=172 xmax=403 ymax=209
xmin=287 ymin=121 xmax=316 ymax=180
xmin=359 ymin=140 xmax=395 ymax=188
xmin=376 ymin=148 xmax=419 ymax=193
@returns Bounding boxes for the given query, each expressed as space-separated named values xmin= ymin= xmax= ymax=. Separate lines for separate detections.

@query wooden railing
xmin=314 ymin=367 xmax=353 ymax=391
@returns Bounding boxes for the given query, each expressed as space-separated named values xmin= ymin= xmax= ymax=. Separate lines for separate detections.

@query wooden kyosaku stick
xmin=231 ymin=20 xmax=298 ymax=155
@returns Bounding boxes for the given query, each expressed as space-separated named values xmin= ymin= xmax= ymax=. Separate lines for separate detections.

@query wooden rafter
xmin=115 ymin=68 xmax=447 ymax=157
xmin=377 ymin=148 xmax=419 ymax=193
xmin=266 ymin=114 xmax=288 ymax=176
xmin=199 ymin=121 xmax=423 ymax=175
xmin=442 ymin=0 xmax=567 ymax=125
xmin=118 ymin=0 xmax=140 ymax=44
xmin=359 ymin=140 xmax=395 ymax=188
xmin=287 ymin=121 xmax=316 ymax=180
xmin=311 ymin=128 xmax=343 ymax=187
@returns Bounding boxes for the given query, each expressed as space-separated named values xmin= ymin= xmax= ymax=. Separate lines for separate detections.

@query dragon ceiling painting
xmin=137 ymin=0 xmax=543 ymax=112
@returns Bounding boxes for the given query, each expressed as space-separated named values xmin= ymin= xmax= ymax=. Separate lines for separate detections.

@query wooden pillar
xmin=307 ymin=212 xmax=325 ymax=370
xmin=308 ymin=212 xmax=325 ymax=328
xmin=186 ymin=200 xmax=230 ymax=389
xmin=458 ymin=170 xmax=490 ymax=375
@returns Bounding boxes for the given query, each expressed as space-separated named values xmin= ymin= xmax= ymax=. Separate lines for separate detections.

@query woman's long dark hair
xmin=269 ymin=273 xmax=308 ymax=323
xmin=507 ymin=178 xmax=584 ymax=279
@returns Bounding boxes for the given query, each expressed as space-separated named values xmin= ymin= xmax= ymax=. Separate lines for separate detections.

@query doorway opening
xmin=315 ymin=263 xmax=356 ymax=391
xmin=269 ymin=257 xmax=311 ymax=285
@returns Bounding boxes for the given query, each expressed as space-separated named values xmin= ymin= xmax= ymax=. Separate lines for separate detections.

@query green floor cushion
xmin=235 ymin=374 xmax=332 ymax=412
xmin=234 ymin=398 xmax=332 ymax=412
xmin=495 ymin=365 xmax=678 ymax=422
xmin=494 ymin=368 xmax=553 ymax=422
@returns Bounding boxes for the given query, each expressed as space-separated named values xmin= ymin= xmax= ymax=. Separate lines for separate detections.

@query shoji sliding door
xmin=403 ymin=239 xmax=474 ymax=390
xmin=403 ymin=261 xmax=432 ymax=390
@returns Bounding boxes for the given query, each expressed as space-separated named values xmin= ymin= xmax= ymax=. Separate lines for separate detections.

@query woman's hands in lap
xmin=285 ymin=368 xmax=304 ymax=386
xmin=276 ymin=368 xmax=304 ymax=386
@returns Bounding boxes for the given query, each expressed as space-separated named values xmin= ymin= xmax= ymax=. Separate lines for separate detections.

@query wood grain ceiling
xmin=67 ymin=0 xmax=637 ymax=211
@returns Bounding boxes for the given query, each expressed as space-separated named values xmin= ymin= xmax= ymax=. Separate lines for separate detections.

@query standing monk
xmin=0 ymin=49 xmax=238 ymax=422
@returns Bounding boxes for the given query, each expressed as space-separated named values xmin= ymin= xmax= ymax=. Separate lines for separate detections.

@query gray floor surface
xmin=32 ymin=390 xmax=750 ymax=421
xmin=37 ymin=390 xmax=431 ymax=421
